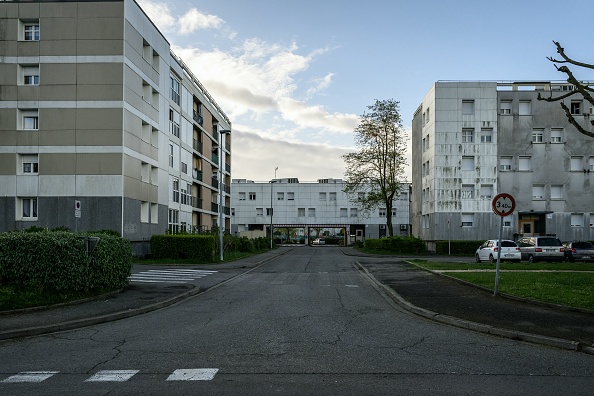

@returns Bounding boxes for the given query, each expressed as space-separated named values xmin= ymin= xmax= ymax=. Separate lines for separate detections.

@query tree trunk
xmin=386 ymin=203 xmax=394 ymax=237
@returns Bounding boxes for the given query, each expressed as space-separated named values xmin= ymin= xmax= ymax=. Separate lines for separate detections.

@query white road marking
xmin=166 ymin=368 xmax=219 ymax=381
xmin=85 ymin=370 xmax=139 ymax=382
xmin=129 ymin=269 xmax=218 ymax=284
xmin=2 ymin=371 xmax=59 ymax=383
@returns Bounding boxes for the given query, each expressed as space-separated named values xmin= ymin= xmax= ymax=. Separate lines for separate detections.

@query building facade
xmin=231 ymin=178 xmax=411 ymax=244
xmin=0 ymin=0 xmax=232 ymax=254
xmin=412 ymin=81 xmax=594 ymax=248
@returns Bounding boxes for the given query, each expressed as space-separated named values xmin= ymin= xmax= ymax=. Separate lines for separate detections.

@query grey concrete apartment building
xmin=0 ymin=0 xmax=232 ymax=254
xmin=231 ymin=178 xmax=412 ymax=244
xmin=412 ymin=81 xmax=594 ymax=248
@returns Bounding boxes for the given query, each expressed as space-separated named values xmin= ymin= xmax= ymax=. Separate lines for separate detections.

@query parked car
xmin=475 ymin=240 xmax=521 ymax=263
xmin=517 ymin=236 xmax=564 ymax=263
xmin=562 ymin=241 xmax=594 ymax=262
xmin=312 ymin=238 xmax=325 ymax=245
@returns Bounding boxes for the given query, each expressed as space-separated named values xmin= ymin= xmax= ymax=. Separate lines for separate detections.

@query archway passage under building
xmin=270 ymin=224 xmax=366 ymax=246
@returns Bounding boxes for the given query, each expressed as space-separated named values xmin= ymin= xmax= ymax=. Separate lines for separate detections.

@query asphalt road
xmin=0 ymin=247 xmax=593 ymax=395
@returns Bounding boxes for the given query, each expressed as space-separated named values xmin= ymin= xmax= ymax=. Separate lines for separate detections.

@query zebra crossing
xmin=128 ymin=268 xmax=217 ymax=284
xmin=1 ymin=368 xmax=219 ymax=383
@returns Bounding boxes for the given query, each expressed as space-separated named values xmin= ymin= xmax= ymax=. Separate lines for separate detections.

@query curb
xmin=354 ymin=261 xmax=594 ymax=355
xmin=0 ymin=249 xmax=290 ymax=341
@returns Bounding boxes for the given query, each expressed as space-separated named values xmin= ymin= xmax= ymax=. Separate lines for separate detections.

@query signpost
xmin=491 ymin=193 xmax=515 ymax=296
xmin=75 ymin=200 xmax=81 ymax=232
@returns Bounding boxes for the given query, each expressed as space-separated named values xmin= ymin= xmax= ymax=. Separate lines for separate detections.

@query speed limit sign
xmin=492 ymin=193 xmax=515 ymax=217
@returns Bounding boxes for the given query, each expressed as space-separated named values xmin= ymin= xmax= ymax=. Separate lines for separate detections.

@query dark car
xmin=562 ymin=241 xmax=594 ymax=262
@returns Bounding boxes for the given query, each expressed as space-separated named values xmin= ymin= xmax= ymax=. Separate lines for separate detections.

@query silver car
xmin=517 ymin=236 xmax=564 ymax=263
xmin=475 ymin=239 xmax=521 ymax=263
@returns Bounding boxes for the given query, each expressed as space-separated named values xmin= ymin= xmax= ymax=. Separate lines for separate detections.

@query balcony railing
xmin=193 ymin=139 xmax=203 ymax=154
xmin=193 ymin=169 xmax=202 ymax=181
xmin=224 ymin=184 xmax=230 ymax=194
xmin=211 ymin=202 xmax=219 ymax=212
xmin=192 ymin=196 xmax=202 ymax=209
xmin=193 ymin=110 xmax=203 ymax=126
xmin=212 ymin=154 xmax=219 ymax=165
xmin=225 ymin=163 xmax=231 ymax=173
xmin=211 ymin=177 xmax=219 ymax=188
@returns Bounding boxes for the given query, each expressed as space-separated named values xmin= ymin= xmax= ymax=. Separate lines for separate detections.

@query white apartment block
xmin=0 ymin=0 xmax=231 ymax=255
xmin=412 ymin=81 xmax=594 ymax=248
xmin=231 ymin=178 xmax=411 ymax=244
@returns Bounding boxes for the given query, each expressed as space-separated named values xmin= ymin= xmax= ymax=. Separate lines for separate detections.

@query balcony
xmin=225 ymin=162 xmax=231 ymax=173
xmin=224 ymin=183 xmax=230 ymax=194
xmin=193 ymin=168 xmax=202 ymax=181
xmin=193 ymin=139 xmax=203 ymax=154
xmin=211 ymin=177 xmax=219 ymax=188
xmin=192 ymin=196 xmax=202 ymax=209
xmin=212 ymin=154 xmax=219 ymax=165
xmin=211 ymin=202 xmax=219 ymax=212
xmin=193 ymin=110 xmax=203 ymax=126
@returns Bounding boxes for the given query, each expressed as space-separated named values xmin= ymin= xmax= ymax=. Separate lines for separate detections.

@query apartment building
xmin=412 ymin=81 xmax=594 ymax=248
xmin=231 ymin=178 xmax=411 ymax=244
xmin=0 ymin=0 xmax=231 ymax=254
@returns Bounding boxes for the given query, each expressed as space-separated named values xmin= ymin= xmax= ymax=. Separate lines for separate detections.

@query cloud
xmin=179 ymin=8 xmax=224 ymax=35
xmin=306 ymin=73 xmax=334 ymax=98
xmin=136 ymin=0 xmax=176 ymax=32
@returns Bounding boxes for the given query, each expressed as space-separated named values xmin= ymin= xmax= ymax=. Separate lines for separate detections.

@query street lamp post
xmin=270 ymin=167 xmax=278 ymax=249
xmin=218 ymin=129 xmax=231 ymax=261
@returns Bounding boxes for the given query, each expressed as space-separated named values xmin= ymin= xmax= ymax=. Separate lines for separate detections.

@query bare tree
xmin=342 ymin=99 xmax=407 ymax=237
xmin=537 ymin=41 xmax=594 ymax=138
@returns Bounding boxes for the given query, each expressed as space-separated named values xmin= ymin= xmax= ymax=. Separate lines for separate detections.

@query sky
xmin=136 ymin=0 xmax=594 ymax=182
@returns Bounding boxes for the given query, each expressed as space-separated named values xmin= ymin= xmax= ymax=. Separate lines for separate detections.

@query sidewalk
xmin=2 ymin=247 xmax=593 ymax=355
xmin=0 ymin=248 xmax=291 ymax=341
xmin=347 ymin=248 xmax=594 ymax=354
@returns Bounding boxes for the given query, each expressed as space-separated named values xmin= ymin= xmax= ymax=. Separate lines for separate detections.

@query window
xmin=231 ymin=208 xmax=235 ymax=216
xmin=480 ymin=185 xmax=493 ymax=198
xmin=21 ymin=154 xmax=39 ymax=174
xmin=551 ymin=185 xmax=563 ymax=200
xmin=21 ymin=197 xmax=38 ymax=219
xmin=462 ymin=100 xmax=475 ymax=115
xmin=329 ymin=192 xmax=336 ymax=201
xmin=181 ymin=162 xmax=187 ymax=174
xmin=151 ymin=203 xmax=158 ymax=224
xmin=532 ymin=185 xmax=544 ymax=200
xmin=379 ymin=208 xmax=386 ymax=217
xmin=519 ymin=101 xmax=531 ymax=115
xmin=392 ymin=208 xmax=397 ymax=216
xmin=480 ymin=128 xmax=493 ymax=143
xmin=499 ymin=156 xmax=512 ymax=171
xmin=308 ymin=208 xmax=316 ymax=217
xmin=169 ymin=144 xmax=174 ymax=167
xmin=169 ymin=109 xmax=180 ymax=137
xmin=357 ymin=192 xmax=365 ymax=201
xmin=287 ymin=192 xmax=294 ymax=200
xmin=239 ymin=192 xmax=246 ymax=201
xmin=340 ymin=208 xmax=348 ymax=217
xmin=350 ymin=208 xmax=358 ymax=217
xmin=462 ymin=128 xmax=474 ymax=143
xmin=461 ymin=213 xmax=474 ymax=227
xmin=500 ymin=100 xmax=512 ymax=115
xmin=519 ymin=156 xmax=531 ymax=171
xmin=23 ymin=23 xmax=40 ymax=41
xmin=550 ymin=128 xmax=563 ymax=143
xmin=168 ymin=209 xmax=179 ymax=233
xmin=319 ymin=192 xmax=326 ymax=201
xmin=141 ymin=201 xmax=149 ymax=223
xmin=21 ymin=110 xmax=39 ymax=130
xmin=22 ymin=65 xmax=39 ymax=85
xmin=249 ymin=192 xmax=256 ymax=201
xmin=277 ymin=192 xmax=284 ymax=200
xmin=570 ymin=101 xmax=582 ymax=115
xmin=426 ymin=107 xmax=430 ymax=123
xmin=570 ymin=156 xmax=582 ymax=171
xmin=531 ymin=128 xmax=544 ymax=143
xmin=256 ymin=208 xmax=263 ymax=217
xmin=461 ymin=156 xmax=474 ymax=171
xmin=298 ymin=208 xmax=305 ymax=217
xmin=571 ymin=213 xmax=584 ymax=227
xmin=461 ymin=185 xmax=474 ymax=199
xmin=170 ymin=74 xmax=181 ymax=105
xmin=590 ymin=157 xmax=594 ymax=171
xmin=266 ymin=208 xmax=273 ymax=216
xmin=172 ymin=179 xmax=180 ymax=203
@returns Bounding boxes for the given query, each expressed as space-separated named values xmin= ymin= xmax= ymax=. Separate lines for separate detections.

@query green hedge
xmin=150 ymin=234 xmax=215 ymax=260
xmin=0 ymin=231 xmax=132 ymax=293
xmin=364 ymin=236 xmax=427 ymax=254
xmin=435 ymin=240 xmax=483 ymax=255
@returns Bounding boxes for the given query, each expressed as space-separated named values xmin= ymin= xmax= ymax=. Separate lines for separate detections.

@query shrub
xmin=364 ymin=236 xmax=427 ymax=254
xmin=85 ymin=232 xmax=132 ymax=290
xmin=435 ymin=240 xmax=483 ymax=255
xmin=150 ymin=234 xmax=215 ymax=261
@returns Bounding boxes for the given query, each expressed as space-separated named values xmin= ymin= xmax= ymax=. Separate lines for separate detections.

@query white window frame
xmin=329 ymin=192 xmax=337 ymax=201
xmin=277 ymin=192 xmax=284 ymax=201
xmin=480 ymin=128 xmax=493 ymax=143
xmin=150 ymin=203 xmax=158 ymax=224
xmin=21 ymin=110 xmax=39 ymax=130
xmin=170 ymin=74 xmax=181 ymax=105
xmin=550 ymin=185 xmax=563 ymax=200
xmin=141 ymin=201 xmax=149 ymax=223
xmin=461 ymin=100 xmax=475 ymax=115
xmin=23 ymin=22 xmax=40 ymax=41
xmin=461 ymin=156 xmax=474 ymax=171
xmin=462 ymin=128 xmax=474 ymax=143
xmin=238 ymin=192 xmax=246 ymax=201
xmin=256 ymin=208 xmax=263 ymax=217
xmin=350 ymin=208 xmax=358 ymax=218
xmin=550 ymin=128 xmax=563 ymax=143
xmin=340 ymin=208 xmax=348 ymax=217
xmin=21 ymin=154 xmax=39 ymax=175
xmin=169 ymin=109 xmax=180 ymax=137
xmin=298 ymin=208 xmax=305 ymax=217
xmin=570 ymin=156 xmax=582 ymax=171
xmin=500 ymin=100 xmax=512 ymax=115
xmin=571 ymin=213 xmax=584 ymax=227
xmin=378 ymin=208 xmax=386 ymax=217
xmin=461 ymin=185 xmax=474 ymax=199
xmin=287 ymin=192 xmax=295 ymax=201
xmin=499 ymin=156 xmax=512 ymax=171
xmin=519 ymin=101 xmax=531 ymax=116
xmin=461 ymin=213 xmax=474 ymax=227
xmin=308 ymin=208 xmax=316 ymax=217
xmin=532 ymin=185 xmax=544 ymax=200
xmin=531 ymin=128 xmax=544 ymax=143
xmin=319 ymin=192 xmax=326 ymax=201
xmin=480 ymin=184 xmax=493 ymax=198
xmin=20 ymin=197 xmax=38 ymax=219
xmin=21 ymin=65 xmax=40 ymax=85
xmin=249 ymin=192 xmax=256 ymax=201
xmin=518 ymin=156 xmax=531 ymax=171
xmin=570 ymin=101 xmax=582 ymax=115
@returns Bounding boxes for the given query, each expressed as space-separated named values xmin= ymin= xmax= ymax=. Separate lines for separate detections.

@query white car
xmin=475 ymin=239 xmax=521 ymax=263
xmin=312 ymin=238 xmax=325 ymax=245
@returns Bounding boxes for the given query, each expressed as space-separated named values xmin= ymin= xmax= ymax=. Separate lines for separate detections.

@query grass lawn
xmin=407 ymin=259 xmax=594 ymax=310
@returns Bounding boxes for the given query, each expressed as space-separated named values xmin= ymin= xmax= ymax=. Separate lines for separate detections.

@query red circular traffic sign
xmin=492 ymin=193 xmax=515 ymax=217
